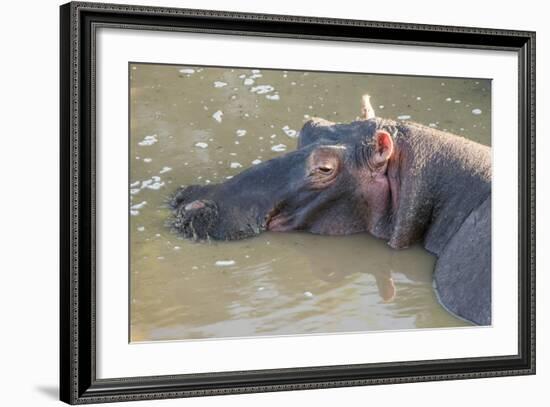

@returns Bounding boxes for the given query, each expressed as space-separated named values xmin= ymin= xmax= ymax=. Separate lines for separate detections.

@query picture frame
xmin=60 ymin=1 xmax=536 ymax=404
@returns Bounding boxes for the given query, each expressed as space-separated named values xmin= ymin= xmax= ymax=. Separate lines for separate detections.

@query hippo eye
xmin=317 ymin=165 xmax=334 ymax=174
xmin=308 ymin=147 xmax=342 ymax=185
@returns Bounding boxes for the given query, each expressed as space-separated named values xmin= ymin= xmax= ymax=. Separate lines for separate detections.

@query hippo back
xmin=433 ymin=195 xmax=491 ymax=325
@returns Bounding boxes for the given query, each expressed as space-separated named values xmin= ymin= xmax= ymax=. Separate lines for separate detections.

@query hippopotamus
xmin=170 ymin=95 xmax=491 ymax=326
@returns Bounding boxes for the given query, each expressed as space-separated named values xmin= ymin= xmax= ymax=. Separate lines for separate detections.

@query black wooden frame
xmin=60 ymin=1 xmax=536 ymax=404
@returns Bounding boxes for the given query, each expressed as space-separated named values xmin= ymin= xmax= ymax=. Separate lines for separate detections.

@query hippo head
xmin=170 ymin=113 xmax=398 ymax=242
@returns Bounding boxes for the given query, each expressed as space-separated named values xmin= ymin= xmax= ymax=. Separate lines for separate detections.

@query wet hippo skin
xmin=170 ymin=96 xmax=492 ymax=325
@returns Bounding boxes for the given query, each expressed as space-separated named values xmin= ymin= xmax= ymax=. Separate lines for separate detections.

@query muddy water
xmin=129 ymin=63 xmax=491 ymax=342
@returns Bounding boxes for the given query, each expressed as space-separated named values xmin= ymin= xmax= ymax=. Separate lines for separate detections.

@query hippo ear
xmin=372 ymin=130 xmax=394 ymax=167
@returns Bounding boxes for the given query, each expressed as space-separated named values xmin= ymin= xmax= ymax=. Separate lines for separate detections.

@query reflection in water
xmin=129 ymin=63 xmax=490 ymax=341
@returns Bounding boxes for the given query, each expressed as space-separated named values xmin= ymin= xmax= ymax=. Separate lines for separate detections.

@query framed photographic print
xmin=60 ymin=1 xmax=536 ymax=404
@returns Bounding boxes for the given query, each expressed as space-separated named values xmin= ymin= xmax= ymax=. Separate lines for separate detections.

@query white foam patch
xmin=230 ymin=162 xmax=243 ymax=169
xmin=194 ymin=142 xmax=208 ymax=149
xmin=143 ymin=158 xmax=152 ymax=163
xmin=271 ymin=144 xmax=287 ymax=152
xmin=243 ymin=78 xmax=254 ymax=86
xmin=178 ymin=68 xmax=195 ymax=74
xmin=251 ymin=159 xmax=262 ymax=165
xmin=159 ymin=166 xmax=172 ymax=174
xmin=472 ymin=108 xmax=483 ymax=115
xmin=250 ymin=85 xmax=274 ymax=94
xmin=397 ymin=115 xmax=411 ymax=120
xmin=214 ymin=81 xmax=227 ymax=88
xmin=212 ymin=110 xmax=223 ymax=123
xmin=138 ymin=134 xmax=158 ymax=146
xmin=147 ymin=182 xmax=165 ymax=190
xmin=215 ymin=260 xmax=236 ymax=266
xmin=135 ymin=176 xmax=165 ymax=192
xmin=131 ymin=201 xmax=147 ymax=210
xmin=236 ymin=129 xmax=247 ymax=137
xmin=282 ymin=125 xmax=297 ymax=138
xmin=266 ymin=94 xmax=280 ymax=101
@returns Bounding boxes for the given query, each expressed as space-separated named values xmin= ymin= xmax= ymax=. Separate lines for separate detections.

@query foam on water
xmin=138 ymin=134 xmax=158 ymax=146
xmin=147 ymin=182 xmax=165 ymax=190
xmin=282 ymin=125 xmax=297 ymax=138
xmin=271 ymin=144 xmax=287 ymax=152
xmin=215 ymin=260 xmax=236 ymax=266
xmin=131 ymin=201 xmax=147 ymax=210
xmin=250 ymin=85 xmax=274 ymax=95
xmin=212 ymin=110 xmax=223 ymax=123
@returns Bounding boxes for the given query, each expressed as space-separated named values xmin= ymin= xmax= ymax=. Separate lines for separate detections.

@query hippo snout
xmin=172 ymin=198 xmax=220 ymax=240
xmin=169 ymin=184 xmax=222 ymax=240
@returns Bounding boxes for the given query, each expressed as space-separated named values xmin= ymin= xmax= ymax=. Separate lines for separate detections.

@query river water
xmin=129 ymin=63 xmax=491 ymax=342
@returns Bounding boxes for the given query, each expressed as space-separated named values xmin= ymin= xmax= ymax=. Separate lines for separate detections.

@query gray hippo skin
xmin=170 ymin=95 xmax=492 ymax=325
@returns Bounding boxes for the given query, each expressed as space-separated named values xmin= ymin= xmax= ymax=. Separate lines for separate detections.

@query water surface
xmin=129 ymin=63 xmax=491 ymax=341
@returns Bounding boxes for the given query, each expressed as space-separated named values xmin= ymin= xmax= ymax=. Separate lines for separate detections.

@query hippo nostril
xmin=172 ymin=199 xmax=221 ymax=240
xmin=184 ymin=200 xmax=206 ymax=211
